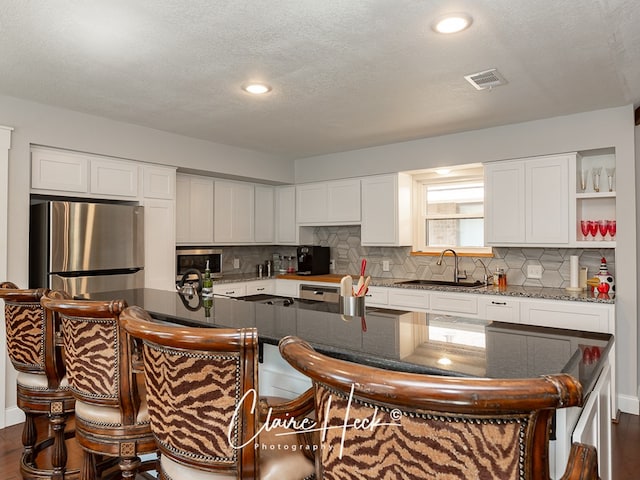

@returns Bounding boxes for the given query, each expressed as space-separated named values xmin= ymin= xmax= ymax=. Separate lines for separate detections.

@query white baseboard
xmin=5 ymin=406 xmax=25 ymax=427
xmin=618 ymin=393 xmax=640 ymax=415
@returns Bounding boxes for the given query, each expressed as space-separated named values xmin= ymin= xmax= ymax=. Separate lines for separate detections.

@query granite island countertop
xmin=83 ymin=288 xmax=612 ymax=398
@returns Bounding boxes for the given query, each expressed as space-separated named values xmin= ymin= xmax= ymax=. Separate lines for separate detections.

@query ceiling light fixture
xmin=432 ymin=13 xmax=473 ymax=34
xmin=435 ymin=168 xmax=451 ymax=175
xmin=242 ymin=83 xmax=272 ymax=95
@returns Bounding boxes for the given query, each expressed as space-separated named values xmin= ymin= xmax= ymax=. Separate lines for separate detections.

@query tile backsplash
xmin=313 ymin=226 xmax=615 ymax=288
xmin=219 ymin=226 xmax=615 ymax=288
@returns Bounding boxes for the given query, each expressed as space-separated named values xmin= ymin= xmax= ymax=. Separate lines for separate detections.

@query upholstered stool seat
xmin=0 ymin=281 xmax=78 ymax=479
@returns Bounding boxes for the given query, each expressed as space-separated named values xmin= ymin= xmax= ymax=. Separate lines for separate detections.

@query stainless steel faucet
xmin=474 ymin=258 xmax=493 ymax=286
xmin=437 ymin=249 xmax=467 ymax=283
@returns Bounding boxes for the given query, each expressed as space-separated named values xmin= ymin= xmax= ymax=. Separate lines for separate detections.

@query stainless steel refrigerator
xmin=29 ymin=200 xmax=144 ymax=297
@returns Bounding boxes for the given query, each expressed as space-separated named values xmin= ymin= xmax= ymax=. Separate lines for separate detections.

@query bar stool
xmin=41 ymin=290 xmax=156 ymax=480
xmin=0 ymin=281 xmax=78 ymax=480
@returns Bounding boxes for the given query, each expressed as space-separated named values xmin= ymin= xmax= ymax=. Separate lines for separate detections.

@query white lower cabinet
xmin=430 ymin=292 xmax=478 ymax=316
xmin=211 ymin=282 xmax=247 ymax=298
xmin=571 ymin=363 xmax=612 ymax=480
xmin=477 ymin=295 xmax=521 ymax=323
xmin=245 ymin=280 xmax=275 ymax=296
xmin=388 ymin=288 xmax=429 ymax=311
xmin=520 ymin=298 xmax=613 ymax=333
xmin=365 ymin=286 xmax=390 ymax=307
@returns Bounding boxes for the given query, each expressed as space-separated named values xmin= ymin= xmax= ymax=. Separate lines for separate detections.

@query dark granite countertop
xmin=84 ymin=288 xmax=612 ymax=398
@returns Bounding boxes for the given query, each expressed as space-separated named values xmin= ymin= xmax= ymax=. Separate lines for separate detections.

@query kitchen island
xmin=83 ymin=288 xmax=613 ymax=480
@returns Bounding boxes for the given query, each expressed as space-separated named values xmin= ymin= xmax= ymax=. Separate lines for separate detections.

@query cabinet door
xmin=31 ymin=148 xmax=89 ymax=193
xmin=175 ymin=175 xmax=191 ymax=244
xmin=388 ymin=288 xmax=429 ymax=311
xmin=484 ymin=161 xmax=526 ymax=244
xmin=572 ymin=363 xmax=612 ymax=480
xmin=90 ymin=158 xmax=139 ymax=197
xmin=143 ymin=165 xmax=175 ymax=199
xmin=430 ymin=292 xmax=478 ymax=315
xmin=276 ymin=186 xmax=297 ymax=244
xmin=520 ymin=299 xmax=613 ymax=333
xmin=526 ymin=155 xmax=569 ymax=243
xmin=327 ymin=179 xmax=360 ymax=222
xmin=296 ymin=183 xmax=327 ymax=223
xmin=188 ymin=176 xmax=214 ymax=244
xmin=143 ymin=199 xmax=176 ymax=290
xmin=214 ymin=181 xmax=254 ymax=243
xmin=361 ymin=174 xmax=412 ymax=246
xmin=254 ymin=185 xmax=275 ymax=243
xmin=212 ymin=282 xmax=247 ymax=297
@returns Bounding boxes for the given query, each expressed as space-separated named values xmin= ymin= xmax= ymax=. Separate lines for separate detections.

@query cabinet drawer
xmin=365 ymin=286 xmax=389 ymax=306
xmin=430 ymin=292 xmax=478 ymax=315
xmin=246 ymin=280 xmax=275 ymax=296
xmin=520 ymin=299 xmax=612 ymax=333
xmin=478 ymin=296 xmax=521 ymax=323
xmin=212 ymin=283 xmax=247 ymax=298
xmin=388 ymin=289 xmax=429 ymax=310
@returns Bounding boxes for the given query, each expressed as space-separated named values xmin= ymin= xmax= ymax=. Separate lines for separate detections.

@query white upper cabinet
xmin=214 ymin=180 xmax=254 ymax=243
xmin=254 ymin=185 xmax=275 ymax=243
xmin=176 ymin=174 xmax=214 ymax=244
xmin=31 ymin=147 xmax=89 ymax=193
xmin=90 ymin=158 xmax=139 ymax=197
xmin=361 ymin=173 xmax=412 ymax=246
xmin=485 ymin=154 xmax=571 ymax=246
xmin=276 ymin=185 xmax=297 ymax=244
xmin=143 ymin=165 xmax=176 ymax=199
xmin=327 ymin=179 xmax=361 ymax=222
xmin=296 ymin=179 xmax=360 ymax=225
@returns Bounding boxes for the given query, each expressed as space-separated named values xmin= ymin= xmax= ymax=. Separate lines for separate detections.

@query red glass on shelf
xmin=598 ymin=220 xmax=608 ymax=240
xmin=580 ymin=220 xmax=590 ymax=241
xmin=588 ymin=220 xmax=599 ymax=240
xmin=607 ymin=220 xmax=616 ymax=239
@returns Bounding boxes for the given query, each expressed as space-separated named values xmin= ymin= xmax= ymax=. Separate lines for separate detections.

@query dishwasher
xmin=299 ymin=284 xmax=340 ymax=303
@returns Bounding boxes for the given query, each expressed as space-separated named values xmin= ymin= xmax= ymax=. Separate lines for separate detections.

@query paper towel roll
xmin=570 ymin=255 xmax=579 ymax=289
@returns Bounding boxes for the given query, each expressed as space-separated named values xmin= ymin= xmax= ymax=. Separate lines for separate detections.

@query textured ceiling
xmin=1 ymin=1 xmax=639 ymax=159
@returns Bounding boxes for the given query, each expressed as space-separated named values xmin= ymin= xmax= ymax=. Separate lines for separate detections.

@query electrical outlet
xmin=527 ymin=264 xmax=542 ymax=279
xmin=233 ymin=258 xmax=240 ymax=269
xmin=329 ymin=259 xmax=335 ymax=271
xmin=382 ymin=260 xmax=390 ymax=272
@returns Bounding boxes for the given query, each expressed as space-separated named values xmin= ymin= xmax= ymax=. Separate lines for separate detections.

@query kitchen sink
xmin=395 ymin=279 xmax=485 ymax=288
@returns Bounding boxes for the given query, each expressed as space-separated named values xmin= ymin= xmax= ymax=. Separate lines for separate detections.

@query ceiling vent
xmin=464 ymin=68 xmax=507 ymax=90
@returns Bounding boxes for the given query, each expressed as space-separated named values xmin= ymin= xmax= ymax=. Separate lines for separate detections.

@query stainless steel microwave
xmin=176 ymin=247 xmax=223 ymax=282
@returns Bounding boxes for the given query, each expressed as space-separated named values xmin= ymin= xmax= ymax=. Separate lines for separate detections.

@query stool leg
xmin=21 ymin=411 xmax=37 ymax=466
xmin=50 ymin=411 xmax=68 ymax=479
xmin=119 ymin=456 xmax=141 ymax=479
xmin=80 ymin=449 xmax=97 ymax=480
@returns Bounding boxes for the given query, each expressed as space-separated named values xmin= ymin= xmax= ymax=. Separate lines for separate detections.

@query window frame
xmin=412 ymin=166 xmax=492 ymax=255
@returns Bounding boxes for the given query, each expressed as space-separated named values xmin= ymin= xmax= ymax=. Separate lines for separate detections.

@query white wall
xmin=0 ymin=95 xmax=295 ymax=421
xmin=296 ymin=105 xmax=639 ymax=414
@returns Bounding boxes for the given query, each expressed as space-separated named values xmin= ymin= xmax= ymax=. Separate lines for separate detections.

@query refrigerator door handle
xmin=51 ymin=267 xmax=144 ymax=278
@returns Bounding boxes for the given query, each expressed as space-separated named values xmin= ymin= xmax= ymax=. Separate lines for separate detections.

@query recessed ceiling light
xmin=242 ymin=83 xmax=272 ymax=95
xmin=435 ymin=168 xmax=451 ymax=175
xmin=432 ymin=13 xmax=473 ymax=34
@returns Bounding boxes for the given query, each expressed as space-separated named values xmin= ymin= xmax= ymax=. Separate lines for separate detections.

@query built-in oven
xmin=176 ymin=247 xmax=223 ymax=282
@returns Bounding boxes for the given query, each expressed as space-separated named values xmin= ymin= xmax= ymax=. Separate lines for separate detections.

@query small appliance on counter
xmin=296 ymin=246 xmax=330 ymax=275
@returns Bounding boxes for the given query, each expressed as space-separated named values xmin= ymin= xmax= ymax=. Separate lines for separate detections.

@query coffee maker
xmin=296 ymin=246 xmax=330 ymax=275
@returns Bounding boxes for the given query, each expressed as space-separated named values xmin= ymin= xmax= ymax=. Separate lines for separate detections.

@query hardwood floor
xmin=1 ymin=412 xmax=638 ymax=478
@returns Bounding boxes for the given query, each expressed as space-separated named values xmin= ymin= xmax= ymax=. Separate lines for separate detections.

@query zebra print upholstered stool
xmin=121 ymin=305 xmax=315 ymax=480
xmin=0 ymin=281 xmax=78 ymax=480
xmin=41 ymin=290 xmax=157 ymax=480
xmin=279 ymin=335 xmax=600 ymax=480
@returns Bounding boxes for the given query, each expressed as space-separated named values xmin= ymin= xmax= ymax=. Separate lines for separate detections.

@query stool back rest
xmin=279 ymin=336 xmax=584 ymax=480
xmin=0 ymin=282 xmax=66 ymax=386
xmin=121 ymin=306 xmax=259 ymax=479
xmin=41 ymin=290 xmax=140 ymax=422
